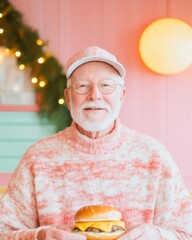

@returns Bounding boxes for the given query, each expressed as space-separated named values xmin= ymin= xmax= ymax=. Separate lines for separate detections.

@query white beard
xmin=69 ymin=96 xmax=122 ymax=132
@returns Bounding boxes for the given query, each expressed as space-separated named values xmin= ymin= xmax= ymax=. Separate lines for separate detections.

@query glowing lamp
xmin=139 ymin=18 xmax=192 ymax=75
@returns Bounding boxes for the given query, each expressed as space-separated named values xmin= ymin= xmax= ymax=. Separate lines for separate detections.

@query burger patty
xmin=74 ymin=225 xmax=124 ymax=233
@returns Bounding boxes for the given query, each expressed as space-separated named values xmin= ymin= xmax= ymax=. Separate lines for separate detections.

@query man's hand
xmin=117 ymin=224 xmax=161 ymax=240
xmin=37 ymin=225 xmax=87 ymax=240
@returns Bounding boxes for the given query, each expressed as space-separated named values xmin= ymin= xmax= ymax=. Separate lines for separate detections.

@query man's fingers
xmin=55 ymin=224 xmax=74 ymax=231
xmin=118 ymin=225 xmax=144 ymax=240
xmin=55 ymin=225 xmax=87 ymax=239
xmin=45 ymin=227 xmax=87 ymax=240
xmin=126 ymin=223 xmax=140 ymax=231
xmin=118 ymin=224 xmax=161 ymax=240
xmin=62 ymin=231 xmax=87 ymax=240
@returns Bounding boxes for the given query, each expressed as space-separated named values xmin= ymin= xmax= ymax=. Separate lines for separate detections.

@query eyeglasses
xmin=68 ymin=79 xmax=123 ymax=95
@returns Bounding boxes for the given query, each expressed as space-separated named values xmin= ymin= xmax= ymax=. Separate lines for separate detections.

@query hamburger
xmin=73 ymin=205 xmax=126 ymax=240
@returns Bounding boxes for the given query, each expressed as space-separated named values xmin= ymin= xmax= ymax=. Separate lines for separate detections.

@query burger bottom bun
xmin=79 ymin=230 xmax=125 ymax=240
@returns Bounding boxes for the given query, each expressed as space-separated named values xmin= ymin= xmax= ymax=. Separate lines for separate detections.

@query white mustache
xmin=80 ymin=102 xmax=111 ymax=111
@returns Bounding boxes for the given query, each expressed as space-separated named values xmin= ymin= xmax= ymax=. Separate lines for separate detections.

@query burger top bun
xmin=75 ymin=205 xmax=122 ymax=222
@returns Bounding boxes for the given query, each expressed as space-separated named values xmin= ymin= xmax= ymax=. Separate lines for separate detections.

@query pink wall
xmin=8 ymin=0 xmax=192 ymax=189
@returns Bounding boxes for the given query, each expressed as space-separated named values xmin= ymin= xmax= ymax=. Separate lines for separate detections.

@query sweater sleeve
xmin=153 ymin=145 xmax=192 ymax=239
xmin=0 ymin=147 xmax=46 ymax=240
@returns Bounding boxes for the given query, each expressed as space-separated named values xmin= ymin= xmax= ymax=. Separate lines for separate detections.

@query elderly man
xmin=0 ymin=46 xmax=192 ymax=240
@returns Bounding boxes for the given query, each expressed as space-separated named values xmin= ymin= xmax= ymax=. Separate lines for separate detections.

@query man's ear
xmin=64 ymin=88 xmax=71 ymax=110
xmin=120 ymin=86 xmax=126 ymax=104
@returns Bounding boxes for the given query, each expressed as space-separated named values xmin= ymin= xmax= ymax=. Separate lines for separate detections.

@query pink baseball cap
xmin=65 ymin=46 xmax=126 ymax=79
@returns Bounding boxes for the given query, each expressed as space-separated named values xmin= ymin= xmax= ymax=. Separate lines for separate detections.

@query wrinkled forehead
xmin=67 ymin=61 xmax=125 ymax=87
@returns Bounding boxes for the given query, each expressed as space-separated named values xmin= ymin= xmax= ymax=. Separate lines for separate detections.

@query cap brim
xmin=66 ymin=56 xmax=126 ymax=78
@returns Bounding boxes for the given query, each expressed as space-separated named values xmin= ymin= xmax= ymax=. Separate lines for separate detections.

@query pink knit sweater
xmin=0 ymin=120 xmax=192 ymax=239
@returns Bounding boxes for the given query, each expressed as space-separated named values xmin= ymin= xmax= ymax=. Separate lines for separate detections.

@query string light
xmin=36 ymin=39 xmax=43 ymax=46
xmin=39 ymin=80 xmax=46 ymax=87
xmin=58 ymin=98 xmax=65 ymax=105
xmin=37 ymin=57 xmax=45 ymax=64
xmin=19 ymin=64 xmax=25 ymax=70
xmin=31 ymin=77 xmax=38 ymax=84
xmin=4 ymin=48 xmax=10 ymax=55
xmin=15 ymin=51 xmax=21 ymax=57
xmin=0 ymin=0 xmax=71 ymax=130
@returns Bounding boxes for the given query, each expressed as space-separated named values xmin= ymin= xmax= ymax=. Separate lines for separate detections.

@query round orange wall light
xmin=139 ymin=18 xmax=192 ymax=75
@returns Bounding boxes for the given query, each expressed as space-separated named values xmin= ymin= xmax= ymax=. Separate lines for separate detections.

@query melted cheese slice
xmin=75 ymin=220 xmax=125 ymax=233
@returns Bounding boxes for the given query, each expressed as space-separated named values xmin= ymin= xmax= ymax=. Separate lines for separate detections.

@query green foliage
xmin=0 ymin=0 xmax=72 ymax=131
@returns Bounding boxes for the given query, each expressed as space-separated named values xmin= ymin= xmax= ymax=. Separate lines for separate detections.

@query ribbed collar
xmin=62 ymin=119 xmax=124 ymax=154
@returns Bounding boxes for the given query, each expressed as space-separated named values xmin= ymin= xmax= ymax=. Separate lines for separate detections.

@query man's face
xmin=65 ymin=62 xmax=126 ymax=132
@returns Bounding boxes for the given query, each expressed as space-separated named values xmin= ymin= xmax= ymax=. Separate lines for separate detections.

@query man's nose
xmin=88 ymin=83 xmax=102 ymax=100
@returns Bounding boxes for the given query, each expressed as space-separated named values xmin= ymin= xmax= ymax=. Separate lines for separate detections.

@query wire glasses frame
xmin=67 ymin=79 xmax=123 ymax=95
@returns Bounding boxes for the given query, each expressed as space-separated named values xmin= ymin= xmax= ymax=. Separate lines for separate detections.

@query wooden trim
xmin=0 ymin=105 xmax=39 ymax=112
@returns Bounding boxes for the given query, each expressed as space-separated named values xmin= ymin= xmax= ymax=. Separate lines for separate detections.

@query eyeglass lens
xmin=73 ymin=79 xmax=117 ymax=94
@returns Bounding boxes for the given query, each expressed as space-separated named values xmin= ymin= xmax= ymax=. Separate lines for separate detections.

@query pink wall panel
xmin=0 ymin=173 xmax=11 ymax=186
xmin=7 ymin=0 xmax=192 ymax=189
